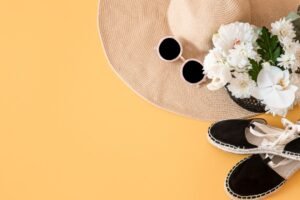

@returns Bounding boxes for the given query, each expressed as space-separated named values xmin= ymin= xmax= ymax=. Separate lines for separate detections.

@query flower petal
xmin=283 ymin=70 xmax=290 ymax=85
xmin=257 ymin=67 xmax=283 ymax=88
xmin=251 ymin=87 xmax=273 ymax=100
xmin=207 ymin=78 xmax=225 ymax=90
xmin=263 ymin=86 xmax=297 ymax=109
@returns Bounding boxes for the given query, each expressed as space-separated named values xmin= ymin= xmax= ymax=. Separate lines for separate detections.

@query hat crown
xmin=167 ymin=0 xmax=251 ymax=55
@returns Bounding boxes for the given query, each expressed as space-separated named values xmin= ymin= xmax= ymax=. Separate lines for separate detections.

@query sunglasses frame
xmin=156 ymin=36 xmax=207 ymax=85
xmin=157 ymin=36 xmax=183 ymax=62
xmin=180 ymin=58 xmax=207 ymax=86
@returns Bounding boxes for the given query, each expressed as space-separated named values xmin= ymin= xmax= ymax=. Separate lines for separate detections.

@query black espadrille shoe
xmin=208 ymin=118 xmax=300 ymax=160
xmin=225 ymin=154 xmax=300 ymax=200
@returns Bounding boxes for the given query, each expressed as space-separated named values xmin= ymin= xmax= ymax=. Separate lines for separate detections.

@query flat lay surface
xmin=1 ymin=0 xmax=300 ymax=200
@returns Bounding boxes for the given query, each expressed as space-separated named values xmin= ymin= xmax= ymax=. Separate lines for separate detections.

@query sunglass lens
xmin=158 ymin=38 xmax=181 ymax=61
xmin=182 ymin=60 xmax=205 ymax=84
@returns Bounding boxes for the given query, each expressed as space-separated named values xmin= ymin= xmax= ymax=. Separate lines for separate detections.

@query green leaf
xmin=273 ymin=47 xmax=281 ymax=59
xmin=248 ymin=58 xmax=263 ymax=82
xmin=256 ymin=27 xmax=283 ymax=65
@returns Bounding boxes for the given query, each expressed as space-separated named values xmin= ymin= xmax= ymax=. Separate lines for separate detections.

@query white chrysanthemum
xmin=212 ymin=22 xmax=258 ymax=54
xmin=203 ymin=49 xmax=226 ymax=69
xmin=252 ymin=65 xmax=298 ymax=116
xmin=271 ymin=18 xmax=296 ymax=42
xmin=281 ymin=38 xmax=300 ymax=54
xmin=227 ymin=43 xmax=258 ymax=70
xmin=204 ymin=48 xmax=232 ymax=91
xmin=227 ymin=73 xmax=256 ymax=98
xmin=277 ymin=53 xmax=296 ymax=70
xmin=285 ymin=40 xmax=300 ymax=72
xmin=206 ymin=64 xmax=232 ymax=91
xmin=277 ymin=38 xmax=300 ymax=72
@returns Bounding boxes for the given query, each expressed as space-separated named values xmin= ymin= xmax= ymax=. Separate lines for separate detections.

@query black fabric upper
xmin=210 ymin=119 xmax=257 ymax=149
xmin=284 ymin=137 xmax=300 ymax=154
xmin=228 ymin=155 xmax=285 ymax=197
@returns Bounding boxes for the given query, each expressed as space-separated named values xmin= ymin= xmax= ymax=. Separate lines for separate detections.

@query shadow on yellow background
xmin=0 ymin=0 xmax=299 ymax=199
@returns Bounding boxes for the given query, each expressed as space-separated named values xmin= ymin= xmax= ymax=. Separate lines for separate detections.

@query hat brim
xmin=98 ymin=0 xmax=299 ymax=121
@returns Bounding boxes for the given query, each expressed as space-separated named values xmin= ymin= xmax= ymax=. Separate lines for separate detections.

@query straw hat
xmin=98 ymin=0 xmax=299 ymax=121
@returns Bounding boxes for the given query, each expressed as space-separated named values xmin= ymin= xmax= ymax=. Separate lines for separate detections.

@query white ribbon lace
xmin=266 ymin=155 xmax=294 ymax=168
xmin=249 ymin=118 xmax=300 ymax=152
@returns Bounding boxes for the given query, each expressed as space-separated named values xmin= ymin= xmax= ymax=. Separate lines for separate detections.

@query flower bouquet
xmin=204 ymin=9 xmax=300 ymax=116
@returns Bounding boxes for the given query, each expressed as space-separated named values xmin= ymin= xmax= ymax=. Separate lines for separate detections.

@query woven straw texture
xmin=98 ymin=0 xmax=299 ymax=121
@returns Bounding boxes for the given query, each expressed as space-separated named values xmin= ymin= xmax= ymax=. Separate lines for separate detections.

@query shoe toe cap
xmin=226 ymin=155 xmax=285 ymax=198
xmin=209 ymin=119 xmax=254 ymax=148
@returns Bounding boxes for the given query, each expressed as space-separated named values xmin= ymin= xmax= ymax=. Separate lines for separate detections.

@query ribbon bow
xmin=249 ymin=118 xmax=300 ymax=151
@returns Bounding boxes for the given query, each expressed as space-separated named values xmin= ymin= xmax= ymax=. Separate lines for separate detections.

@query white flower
xmin=227 ymin=43 xmax=258 ymax=70
xmin=204 ymin=49 xmax=232 ymax=90
xmin=271 ymin=18 xmax=296 ymax=42
xmin=252 ymin=65 xmax=298 ymax=116
xmin=227 ymin=73 xmax=256 ymax=98
xmin=281 ymin=38 xmax=300 ymax=54
xmin=277 ymin=39 xmax=300 ymax=72
xmin=277 ymin=53 xmax=296 ymax=70
xmin=285 ymin=40 xmax=300 ymax=72
xmin=203 ymin=49 xmax=226 ymax=69
xmin=205 ymin=64 xmax=232 ymax=91
xmin=291 ymin=73 xmax=300 ymax=103
xmin=212 ymin=22 xmax=258 ymax=54
xmin=264 ymin=106 xmax=291 ymax=117
xmin=262 ymin=62 xmax=273 ymax=68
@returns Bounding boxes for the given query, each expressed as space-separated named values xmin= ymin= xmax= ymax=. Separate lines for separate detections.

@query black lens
xmin=158 ymin=38 xmax=181 ymax=61
xmin=182 ymin=60 xmax=205 ymax=84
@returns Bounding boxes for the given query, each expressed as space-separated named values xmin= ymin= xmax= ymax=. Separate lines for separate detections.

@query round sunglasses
xmin=157 ymin=36 xmax=206 ymax=85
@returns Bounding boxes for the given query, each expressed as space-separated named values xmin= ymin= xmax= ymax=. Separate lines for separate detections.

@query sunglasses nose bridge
xmin=179 ymin=56 xmax=186 ymax=62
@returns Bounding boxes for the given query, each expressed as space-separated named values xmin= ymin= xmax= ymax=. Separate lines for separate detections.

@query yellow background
xmin=0 ymin=0 xmax=300 ymax=199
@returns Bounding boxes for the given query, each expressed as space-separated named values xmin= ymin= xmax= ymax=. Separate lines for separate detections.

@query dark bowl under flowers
xmin=226 ymin=87 xmax=266 ymax=113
